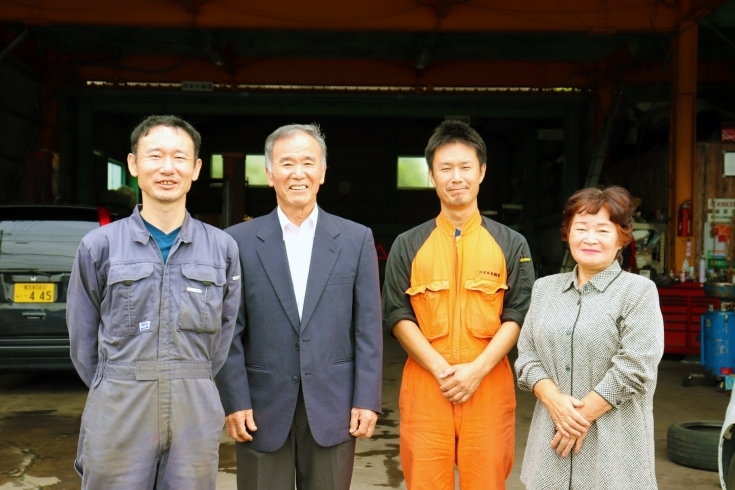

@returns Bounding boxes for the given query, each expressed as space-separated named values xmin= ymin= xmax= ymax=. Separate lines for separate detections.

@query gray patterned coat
xmin=515 ymin=261 xmax=664 ymax=490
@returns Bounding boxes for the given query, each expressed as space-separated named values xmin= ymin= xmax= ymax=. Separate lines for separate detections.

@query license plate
xmin=14 ymin=283 xmax=55 ymax=303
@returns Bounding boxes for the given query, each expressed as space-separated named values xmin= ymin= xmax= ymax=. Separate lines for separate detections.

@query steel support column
xmin=222 ymin=152 xmax=245 ymax=225
xmin=563 ymin=109 xmax=581 ymax=199
xmin=593 ymin=81 xmax=613 ymax=149
xmin=75 ymin=100 xmax=94 ymax=205
xmin=493 ymin=136 xmax=512 ymax=207
xmin=670 ymin=5 xmax=698 ymax=276
xmin=523 ymin=128 xmax=538 ymax=252
xmin=40 ymin=81 xmax=60 ymax=151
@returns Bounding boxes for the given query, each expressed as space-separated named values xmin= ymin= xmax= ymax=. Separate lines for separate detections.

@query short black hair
xmin=130 ymin=115 xmax=201 ymax=158
xmin=425 ymin=120 xmax=487 ymax=171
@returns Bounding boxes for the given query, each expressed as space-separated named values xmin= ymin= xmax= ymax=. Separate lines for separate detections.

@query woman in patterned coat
xmin=515 ymin=186 xmax=664 ymax=490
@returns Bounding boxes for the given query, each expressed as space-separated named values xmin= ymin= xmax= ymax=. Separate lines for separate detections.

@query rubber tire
xmin=667 ymin=421 xmax=722 ymax=472
xmin=727 ymin=452 xmax=735 ymax=489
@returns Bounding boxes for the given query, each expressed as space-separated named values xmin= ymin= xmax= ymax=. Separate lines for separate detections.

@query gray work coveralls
xmin=67 ymin=206 xmax=241 ymax=490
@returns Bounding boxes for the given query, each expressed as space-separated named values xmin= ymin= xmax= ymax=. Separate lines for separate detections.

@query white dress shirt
xmin=277 ymin=205 xmax=318 ymax=320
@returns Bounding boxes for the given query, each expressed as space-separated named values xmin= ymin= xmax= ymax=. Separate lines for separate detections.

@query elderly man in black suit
xmin=217 ymin=123 xmax=383 ymax=490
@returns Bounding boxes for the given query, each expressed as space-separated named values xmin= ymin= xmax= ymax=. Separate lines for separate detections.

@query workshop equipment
xmin=685 ymin=283 xmax=735 ymax=391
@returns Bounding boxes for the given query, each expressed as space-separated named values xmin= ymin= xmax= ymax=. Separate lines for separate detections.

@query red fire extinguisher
xmin=678 ymin=200 xmax=692 ymax=237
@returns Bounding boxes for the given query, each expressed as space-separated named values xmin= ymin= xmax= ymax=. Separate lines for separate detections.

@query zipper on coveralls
xmin=155 ymin=234 xmax=185 ymax=351
xmin=452 ymin=228 xmax=461 ymax=364
xmin=150 ymin=234 xmax=184 ymax=456
xmin=149 ymin=237 xmax=167 ymax=343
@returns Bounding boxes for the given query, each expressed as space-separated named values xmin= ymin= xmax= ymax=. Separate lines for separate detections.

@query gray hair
xmin=264 ymin=123 xmax=327 ymax=171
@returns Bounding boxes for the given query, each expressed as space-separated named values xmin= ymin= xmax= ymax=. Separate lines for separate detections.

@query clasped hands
xmin=225 ymin=407 xmax=378 ymax=443
xmin=543 ymin=390 xmax=592 ymax=458
xmin=434 ymin=359 xmax=486 ymax=404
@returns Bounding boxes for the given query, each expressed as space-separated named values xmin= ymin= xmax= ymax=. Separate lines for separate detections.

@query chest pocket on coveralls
xmin=178 ymin=264 xmax=226 ymax=334
xmin=107 ymin=263 xmax=157 ymax=338
xmin=465 ymin=279 xmax=507 ymax=338
xmin=406 ymin=281 xmax=450 ymax=341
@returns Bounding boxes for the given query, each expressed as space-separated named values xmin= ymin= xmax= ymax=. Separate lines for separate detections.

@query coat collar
xmin=299 ymin=210 xmax=341 ymax=332
xmin=256 ymin=206 xmax=342 ymax=333
xmin=256 ymin=209 xmax=300 ymax=331
xmin=436 ymin=210 xmax=482 ymax=237
xmin=129 ymin=204 xmax=194 ymax=245
xmin=563 ymin=260 xmax=623 ymax=293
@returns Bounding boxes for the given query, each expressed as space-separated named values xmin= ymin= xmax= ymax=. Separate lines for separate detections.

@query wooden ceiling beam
xmin=435 ymin=0 xmax=455 ymax=19
xmin=1 ymin=0 xmax=723 ymax=32
xmin=63 ymin=55 xmax=734 ymax=88
xmin=173 ymin=0 xmax=200 ymax=16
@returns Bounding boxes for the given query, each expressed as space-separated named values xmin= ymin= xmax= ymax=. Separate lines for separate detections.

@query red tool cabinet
xmin=657 ymin=282 xmax=720 ymax=355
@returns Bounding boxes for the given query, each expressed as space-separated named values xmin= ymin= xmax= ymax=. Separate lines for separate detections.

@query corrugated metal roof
xmin=30 ymin=26 xmax=669 ymax=62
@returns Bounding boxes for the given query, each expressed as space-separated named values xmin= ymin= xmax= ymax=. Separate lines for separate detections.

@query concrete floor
xmin=0 ymin=336 xmax=729 ymax=489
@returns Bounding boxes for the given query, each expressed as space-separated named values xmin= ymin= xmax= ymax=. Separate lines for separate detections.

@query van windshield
xmin=0 ymin=221 xmax=98 ymax=273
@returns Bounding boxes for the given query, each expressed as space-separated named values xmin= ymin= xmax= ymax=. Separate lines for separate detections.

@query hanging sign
xmin=706 ymin=198 xmax=735 ymax=223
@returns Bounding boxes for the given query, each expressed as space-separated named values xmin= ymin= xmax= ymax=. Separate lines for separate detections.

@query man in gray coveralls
xmin=67 ymin=115 xmax=241 ymax=489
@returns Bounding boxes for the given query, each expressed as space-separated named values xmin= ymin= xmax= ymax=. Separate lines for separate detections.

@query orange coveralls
xmin=382 ymin=212 xmax=534 ymax=490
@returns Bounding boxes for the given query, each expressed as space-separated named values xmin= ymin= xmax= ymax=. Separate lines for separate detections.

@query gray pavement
xmin=0 ymin=336 xmax=728 ymax=489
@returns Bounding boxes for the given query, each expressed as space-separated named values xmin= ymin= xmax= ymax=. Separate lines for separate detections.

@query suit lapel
xmin=256 ymin=210 xmax=301 ymax=333
xmin=300 ymin=210 xmax=341 ymax=332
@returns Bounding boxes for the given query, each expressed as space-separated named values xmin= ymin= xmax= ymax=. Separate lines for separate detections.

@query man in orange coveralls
xmin=382 ymin=120 xmax=534 ymax=489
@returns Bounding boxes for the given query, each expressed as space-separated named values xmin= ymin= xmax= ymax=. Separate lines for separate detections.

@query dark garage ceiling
xmin=2 ymin=0 xmax=734 ymax=89
xmin=28 ymin=28 xmax=667 ymax=62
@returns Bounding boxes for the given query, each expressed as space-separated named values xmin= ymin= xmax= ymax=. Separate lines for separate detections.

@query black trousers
xmin=235 ymin=387 xmax=356 ymax=490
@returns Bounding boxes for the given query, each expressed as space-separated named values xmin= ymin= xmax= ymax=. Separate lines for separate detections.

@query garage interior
xmin=2 ymin=0 xmax=735 ymax=488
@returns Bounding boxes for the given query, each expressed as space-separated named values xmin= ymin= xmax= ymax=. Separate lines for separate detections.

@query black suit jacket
xmin=217 ymin=207 xmax=383 ymax=451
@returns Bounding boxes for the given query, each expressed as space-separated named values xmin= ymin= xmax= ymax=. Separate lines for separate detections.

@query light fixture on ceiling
xmin=204 ymin=45 xmax=224 ymax=66
xmin=415 ymin=48 xmax=432 ymax=71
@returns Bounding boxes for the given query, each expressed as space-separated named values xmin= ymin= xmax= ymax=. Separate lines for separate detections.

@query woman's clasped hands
xmin=534 ymin=379 xmax=592 ymax=457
